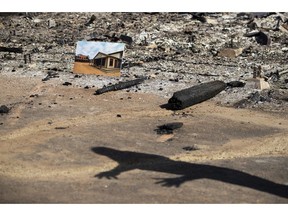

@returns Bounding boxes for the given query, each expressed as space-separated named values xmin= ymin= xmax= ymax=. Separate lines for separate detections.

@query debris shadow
xmin=92 ymin=147 xmax=288 ymax=199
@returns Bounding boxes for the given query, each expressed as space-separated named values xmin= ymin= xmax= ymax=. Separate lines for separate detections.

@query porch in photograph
xmin=91 ymin=50 xmax=123 ymax=73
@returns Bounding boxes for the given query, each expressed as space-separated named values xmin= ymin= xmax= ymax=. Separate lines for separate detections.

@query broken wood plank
xmin=94 ymin=78 xmax=145 ymax=95
xmin=0 ymin=46 xmax=23 ymax=53
xmin=167 ymin=80 xmax=227 ymax=110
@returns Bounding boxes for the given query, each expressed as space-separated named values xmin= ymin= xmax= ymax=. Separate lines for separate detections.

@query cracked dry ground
xmin=0 ymin=74 xmax=287 ymax=203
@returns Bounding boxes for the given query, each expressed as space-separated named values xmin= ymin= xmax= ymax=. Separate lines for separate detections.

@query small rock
xmin=183 ymin=146 xmax=199 ymax=151
xmin=146 ymin=43 xmax=157 ymax=49
xmin=255 ymin=32 xmax=271 ymax=45
xmin=279 ymin=23 xmax=288 ymax=33
xmin=85 ymin=15 xmax=96 ymax=26
xmin=62 ymin=82 xmax=72 ymax=86
xmin=48 ymin=19 xmax=56 ymax=28
xmin=30 ymin=94 xmax=39 ymax=97
xmin=248 ymin=91 xmax=269 ymax=103
xmin=33 ymin=18 xmax=42 ymax=23
xmin=0 ymin=105 xmax=9 ymax=114
xmin=192 ymin=13 xmax=207 ymax=23
xmin=0 ymin=22 xmax=4 ymax=30
xmin=155 ymin=122 xmax=183 ymax=134
xmin=120 ymin=35 xmax=133 ymax=44
xmin=169 ymin=78 xmax=179 ymax=82
xmin=218 ymin=48 xmax=243 ymax=58
xmin=227 ymin=81 xmax=246 ymax=88
xmin=206 ymin=18 xmax=218 ymax=25
xmin=245 ymin=31 xmax=271 ymax=46
xmin=55 ymin=126 xmax=69 ymax=130
xmin=137 ymin=31 xmax=148 ymax=45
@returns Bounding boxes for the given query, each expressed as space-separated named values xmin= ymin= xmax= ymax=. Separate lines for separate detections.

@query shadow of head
xmin=91 ymin=147 xmax=115 ymax=155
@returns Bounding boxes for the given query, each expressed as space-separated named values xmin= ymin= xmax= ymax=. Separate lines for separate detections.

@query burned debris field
xmin=0 ymin=12 xmax=288 ymax=203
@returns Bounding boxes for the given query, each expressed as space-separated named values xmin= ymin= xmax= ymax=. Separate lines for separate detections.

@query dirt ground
xmin=0 ymin=74 xmax=287 ymax=203
xmin=73 ymin=62 xmax=121 ymax=77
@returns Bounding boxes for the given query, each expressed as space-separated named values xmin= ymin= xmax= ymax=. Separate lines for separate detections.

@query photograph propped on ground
xmin=73 ymin=41 xmax=125 ymax=77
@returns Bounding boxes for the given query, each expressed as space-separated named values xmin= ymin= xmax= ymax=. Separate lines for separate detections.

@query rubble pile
xmin=0 ymin=12 xmax=287 ymax=112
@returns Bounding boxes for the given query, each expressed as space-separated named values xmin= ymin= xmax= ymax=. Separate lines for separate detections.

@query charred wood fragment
xmin=166 ymin=81 xmax=227 ymax=110
xmin=227 ymin=81 xmax=246 ymax=88
xmin=94 ymin=78 xmax=145 ymax=95
xmin=155 ymin=122 xmax=183 ymax=134
xmin=0 ymin=46 xmax=23 ymax=53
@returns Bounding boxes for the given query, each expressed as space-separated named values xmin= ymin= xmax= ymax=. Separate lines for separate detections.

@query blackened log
xmin=0 ymin=46 xmax=23 ymax=53
xmin=94 ymin=78 xmax=145 ymax=95
xmin=167 ymin=80 xmax=227 ymax=110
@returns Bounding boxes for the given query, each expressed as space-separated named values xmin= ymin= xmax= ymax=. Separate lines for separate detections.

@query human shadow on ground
xmin=91 ymin=147 xmax=288 ymax=198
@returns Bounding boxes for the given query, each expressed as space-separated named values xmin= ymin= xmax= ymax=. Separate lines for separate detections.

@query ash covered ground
xmin=0 ymin=12 xmax=288 ymax=112
xmin=1 ymin=13 xmax=288 ymax=204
